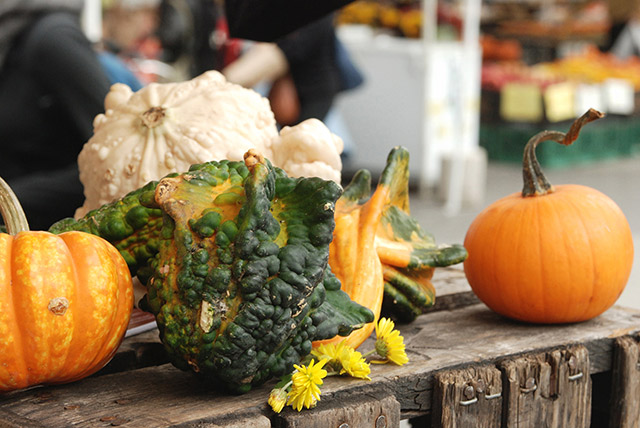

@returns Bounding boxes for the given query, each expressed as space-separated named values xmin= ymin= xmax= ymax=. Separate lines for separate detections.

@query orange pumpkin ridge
xmin=0 ymin=178 xmax=133 ymax=392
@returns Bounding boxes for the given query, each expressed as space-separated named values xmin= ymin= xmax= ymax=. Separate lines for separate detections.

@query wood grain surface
xmin=1 ymin=268 xmax=638 ymax=427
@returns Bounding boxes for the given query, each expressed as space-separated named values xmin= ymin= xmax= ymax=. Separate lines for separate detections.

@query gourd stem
xmin=0 ymin=177 xmax=30 ymax=234
xmin=141 ymin=106 xmax=166 ymax=128
xmin=522 ymin=108 xmax=604 ymax=197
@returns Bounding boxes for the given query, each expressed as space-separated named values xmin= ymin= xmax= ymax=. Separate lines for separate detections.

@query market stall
xmin=0 ymin=2 xmax=638 ymax=428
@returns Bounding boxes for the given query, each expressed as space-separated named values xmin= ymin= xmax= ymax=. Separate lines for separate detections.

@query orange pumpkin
xmin=463 ymin=109 xmax=634 ymax=324
xmin=0 ymin=178 xmax=133 ymax=392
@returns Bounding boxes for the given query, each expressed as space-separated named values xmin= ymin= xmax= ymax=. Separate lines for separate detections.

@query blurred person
xmin=155 ymin=0 xmax=240 ymax=80
xmin=223 ymin=0 xmax=361 ymax=127
xmin=0 ymin=0 xmax=355 ymax=230
xmin=224 ymin=14 xmax=345 ymax=126
xmin=273 ymin=14 xmax=349 ymax=126
xmin=101 ymin=0 xmax=160 ymax=58
xmin=101 ymin=0 xmax=166 ymax=83
xmin=154 ymin=0 xmax=358 ymax=80
xmin=0 ymin=0 xmax=112 ymax=229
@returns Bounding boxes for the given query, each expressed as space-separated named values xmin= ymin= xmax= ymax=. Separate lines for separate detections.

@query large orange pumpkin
xmin=0 ymin=178 xmax=133 ymax=392
xmin=463 ymin=109 xmax=634 ymax=324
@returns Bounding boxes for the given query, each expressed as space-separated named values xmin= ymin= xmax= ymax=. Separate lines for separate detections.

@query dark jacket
xmin=225 ymin=0 xmax=354 ymax=42
xmin=0 ymin=9 xmax=110 ymax=228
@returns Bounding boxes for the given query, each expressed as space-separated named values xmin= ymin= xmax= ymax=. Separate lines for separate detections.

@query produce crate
xmin=1 ymin=268 xmax=639 ymax=428
xmin=480 ymin=117 xmax=640 ymax=168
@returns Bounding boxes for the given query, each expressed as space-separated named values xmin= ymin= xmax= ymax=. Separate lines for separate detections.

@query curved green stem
xmin=522 ymin=108 xmax=604 ymax=197
xmin=361 ymin=349 xmax=377 ymax=359
xmin=0 ymin=177 xmax=30 ymax=234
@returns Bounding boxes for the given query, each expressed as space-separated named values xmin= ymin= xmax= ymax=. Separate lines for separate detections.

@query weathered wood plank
xmin=2 ymin=304 xmax=637 ymax=426
xmin=609 ymin=334 xmax=640 ymax=428
xmin=186 ymin=414 xmax=272 ymax=428
xmin=0 ymin=365 xmax=273 ymax=427
xmin=431 ymin=365 xmax=502 ymax=428
xmin=499 ymin=346 xmax=591 ymax=428
xmin=1 ymin=263 xmax=639 ymax=427
xmin=427 ymin=268 xmax=479 ymax=313
xmin=0 ymin=409 xmax=46 ymax=428
xmin=273 ymin=390 xmax=400 ymax=428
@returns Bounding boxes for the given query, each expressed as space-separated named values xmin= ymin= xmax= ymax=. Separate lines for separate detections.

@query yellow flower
xmin=268 ymin=387 xmax=287 ymax=413
xmin=338 ymin=347 xmax=371 ymax=380
xmin=286 ymin=359 xmax=328 ymax=411
xmin=311 ymin=340 xmax=349 ymax=372
xmin=312 ymin=341 xmax=347 ymax=361
xmin=374 ymin=317 xmax=409 ymax=366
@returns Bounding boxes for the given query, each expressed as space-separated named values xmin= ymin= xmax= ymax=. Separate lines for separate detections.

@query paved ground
xmin=407 ymin=155 xmax=640 ymax=311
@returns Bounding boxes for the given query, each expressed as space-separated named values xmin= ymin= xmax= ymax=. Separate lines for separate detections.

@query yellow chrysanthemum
xmin=311 ymin=340 xmax=349 ymax=371
xmin=268 ymin=387 xmax=287 ymax=413
xmin=312 ymin=340 xmax=347 ymax=360
xmin=286 ymin=359 xmax=328 ymax=411
xmin=374 ymin=317 xmax=409 ymax=366
xmin=338 ymin=347 xmax=371 ymax=380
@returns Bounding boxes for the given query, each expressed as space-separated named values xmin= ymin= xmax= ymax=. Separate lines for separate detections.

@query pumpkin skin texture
xmin=0 ymin=231 xmax=133 ymax=392
xmin=464 ymin=184 xmax=633 ymax=323
xmin=463 ymin=110 xmax=634 ymax=324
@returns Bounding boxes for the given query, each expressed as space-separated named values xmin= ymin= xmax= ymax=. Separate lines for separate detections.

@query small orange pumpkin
xmin=0 ymin=178 xmax=133 ymax=392
xmin=463 ymin=109 xmax=634 ymax=324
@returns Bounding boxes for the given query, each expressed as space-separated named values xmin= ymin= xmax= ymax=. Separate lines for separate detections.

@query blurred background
xmin=87 ymin=0 xmax=638 ymax=309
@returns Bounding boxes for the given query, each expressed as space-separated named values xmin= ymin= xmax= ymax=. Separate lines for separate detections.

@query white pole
xmin=419 ymin=0 xmax=439 ymax=196
xmin=443 ymin=0 xmax=483 ymax=215
xmin=82 ymin=0 xmax=103 ymax=43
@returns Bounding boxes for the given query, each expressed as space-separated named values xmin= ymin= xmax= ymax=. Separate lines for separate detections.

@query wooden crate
xmin=1 ymin=268 xmax=639 ymax=428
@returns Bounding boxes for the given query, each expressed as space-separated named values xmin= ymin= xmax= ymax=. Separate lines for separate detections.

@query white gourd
xmin=76 ymin=70 xmax=344 ymax=218
xmin=270 ymin=119 xmax=344 ymax=184
xmin=76 ymin=71 xmax=278 ymax=217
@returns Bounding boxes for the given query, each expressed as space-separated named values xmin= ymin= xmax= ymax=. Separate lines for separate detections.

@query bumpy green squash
xmin=50 ymin=151 xmax=372 ymax=393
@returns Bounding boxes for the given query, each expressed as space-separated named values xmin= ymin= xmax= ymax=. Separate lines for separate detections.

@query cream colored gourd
xmin=77 ymin=71 xmax=278 ymax=217
xmin=77 ymin=71 xmax=344 ymax=217
xmin=270 ymin=118 xmax=344 ymax=184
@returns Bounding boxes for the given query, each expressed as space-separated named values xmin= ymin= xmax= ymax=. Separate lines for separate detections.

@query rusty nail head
xmin=463 ymin=385 xmax=475 ymax=400
xmin=525 ymin=377 xmax=536 ymax=389
xmin=475 ymin=378 xmax=486 ymax=393
xmin=376 ymin=415 xmax=387 ymax=428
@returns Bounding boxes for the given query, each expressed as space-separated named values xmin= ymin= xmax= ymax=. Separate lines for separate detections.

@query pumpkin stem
xmin=522 ymin=108 xmax=604 ymax=197
xmin=0 ymin=176 xmax=30 ymax=234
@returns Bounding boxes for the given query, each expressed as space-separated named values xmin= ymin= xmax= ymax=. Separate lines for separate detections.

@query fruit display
xmin=480 ymin=35 xmax=522 ymax=62
xmin=336 ymin=0 xmax=461 ymax=39
xmin=464 ymin=109 xmax=634 ymax=323
xmin=0 ymin=177 xmax=133 ymax=392
xmin=537 ymin=46 xmax=640 ymax=90
xmin=481 ymin=61 xmax=563 ymax=92
xmin=482 ymin=46 xmax=640 ymax=109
